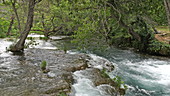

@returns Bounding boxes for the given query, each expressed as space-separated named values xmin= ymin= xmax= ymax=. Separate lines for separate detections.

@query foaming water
xmin=71 ymin=52 xmax=116 ymax=96
xmin=121 ymin=59 xmax=170 ymax=96
xmin=94 ymin=48 xmax=170 ymax=96
xmin=27 ymin=34 xmax=44 ymax=38
xmin=72 ymin=70 xmax=113 ymax=96
xmin=27 ymin=34 xmax=69 ymax=50
xmin=73 ymin=73 xmax=103 ymax=96
xmin=50 ymin=36 xmax=68 ymax=40
xmin=1 ymin=36 xmax=170 ymax=96
xmin=28 ymin=40 xmax=57 ymax=50
xmin=0 ymin=39 xmax=13 ymax=57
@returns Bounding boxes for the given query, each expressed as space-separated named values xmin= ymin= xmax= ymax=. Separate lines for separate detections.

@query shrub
xmin=40 ymin=60 xmax=47 ymax=70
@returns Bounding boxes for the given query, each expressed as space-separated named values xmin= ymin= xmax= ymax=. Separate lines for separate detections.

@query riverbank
xmin=0 ymin=47 xmax=86 ymax=95
xmin=0 ymin=37 xmax=124 ymax=96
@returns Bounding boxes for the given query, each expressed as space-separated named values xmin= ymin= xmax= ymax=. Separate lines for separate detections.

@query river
xmin=66 ymin=44 xmax=170 ymax=95
xmin=0 ymin=35 xmax=170 ymax=96
xmin=90 ymin=48 xmax=170 ymax=96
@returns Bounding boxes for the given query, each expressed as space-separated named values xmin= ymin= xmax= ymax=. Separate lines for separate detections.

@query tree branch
xmin=35 ymin=0 xmax=42 ymax=4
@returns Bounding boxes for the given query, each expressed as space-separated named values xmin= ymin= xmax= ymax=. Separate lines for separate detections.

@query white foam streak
xmin=146 ymin=64 xmax=170 ymax=85
xmin=88 ymin=54 xmax=114 ymax=71
xmin=27 ymin=34 xmax=44 ymax=38
xmin=0 ymin=39 xmax=13 ymax=57
xmin=27 ymin=40 xmax=57 ymax=50
xmin=67 ymin=50 xmax=79 ymax=54
xmin=73 ymin=71 xmax=103 ymax=96
xmin=50 ymin=36 xmax=68 ymax=40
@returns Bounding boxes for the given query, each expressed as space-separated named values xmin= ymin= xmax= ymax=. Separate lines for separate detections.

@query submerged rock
xmin=0 ymin=48 xmax=90 ymax=96
xmin=0 ymin=47 xmax=122 ymax=96
xmin=72 ymin=68 xmax=126 ymax=96
xmin=75 ymin=68 xmax=114 ymax=86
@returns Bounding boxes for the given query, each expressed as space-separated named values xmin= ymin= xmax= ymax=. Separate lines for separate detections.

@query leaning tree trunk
xmin=164 ymin=0 xmax=170 ymax=29
xmin=10 ymin=0 xmax=36 ymax=52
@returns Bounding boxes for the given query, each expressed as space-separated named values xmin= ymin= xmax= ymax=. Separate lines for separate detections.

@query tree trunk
xmin=10 ymin=0 xmax=36 ymax=52
xmin=6 ymin=14 xmax=15 ymax=36
xmin=164 ymin=0 xmax=170 ymax=29
xmin=41 ymin=13 xmax=50 ymax=38
xmin=11 ymin=0 xmax=21 ymax=32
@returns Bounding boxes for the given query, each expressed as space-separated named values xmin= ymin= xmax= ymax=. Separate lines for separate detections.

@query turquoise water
xmin=94 ymin=48 xmax=170 ymax=96
xmin=57 ymin=38 xmax=170 ymax=96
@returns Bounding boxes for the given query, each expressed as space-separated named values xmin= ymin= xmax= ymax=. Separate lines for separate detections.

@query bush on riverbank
xmin=147 ymin=40 xmax=170 ymax=56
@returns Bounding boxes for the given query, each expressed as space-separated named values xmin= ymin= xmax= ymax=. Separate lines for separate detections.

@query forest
xmin=0 ymin=0 xmax=170 ymax=96
xmin=0 ymin=0 xmax=169 ymax=55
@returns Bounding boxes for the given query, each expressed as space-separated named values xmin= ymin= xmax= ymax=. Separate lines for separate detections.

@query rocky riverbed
xmin=0 ymin=36 xmax=123 ymax=96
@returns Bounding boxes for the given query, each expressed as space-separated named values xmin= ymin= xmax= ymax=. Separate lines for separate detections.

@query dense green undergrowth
xmin=147 ymin=40 xmax=170 ymax=56
xmin=0 ymin=17 xmax=19 ymax=38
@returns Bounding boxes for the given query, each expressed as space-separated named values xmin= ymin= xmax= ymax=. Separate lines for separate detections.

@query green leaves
xmin=148 ymin=40 xmax=170 ymax=53
xmin=40 ymin=60 xmax=47 ymax=70
xmin=0 ymin=18 xmax=10 ymax=38
xmin=113 ymin=76 xmax=127 ymax=90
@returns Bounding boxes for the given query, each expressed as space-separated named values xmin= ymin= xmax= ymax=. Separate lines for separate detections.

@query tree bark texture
xmin=10 ymin=0 xmax=36 ymax=52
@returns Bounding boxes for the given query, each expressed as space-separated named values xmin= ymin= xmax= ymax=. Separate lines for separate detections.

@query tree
xmin=164 ymin=0 xmax=170 ymax=29
xmin=10 ymin=0 xmax=21 ymax=32
xmin=10 ymin=0 xmax=42 ymax=52
xmin=6 ymin=14 xmax=15 ymax=36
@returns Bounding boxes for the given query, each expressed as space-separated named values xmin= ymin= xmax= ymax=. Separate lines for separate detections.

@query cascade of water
xmin=1 ymin=35 xmax=170 ymax=96
xmin=96 ymin=48 xmax=170 ymax=96
xmin=70 ymin=47 xmax=170 ymax=96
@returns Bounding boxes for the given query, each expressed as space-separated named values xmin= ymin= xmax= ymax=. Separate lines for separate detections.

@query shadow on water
xmin=12 ymin=51 xmax=24 ymax=56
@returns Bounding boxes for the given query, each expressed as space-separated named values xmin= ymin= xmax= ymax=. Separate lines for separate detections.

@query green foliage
xmin=58 ymin=92 xmax=67 ymax=96
xmin=40 ymin=60 xmax=47 ymax=70
xmin=6 ymin=38 xmax=15 ymax=42
xmin=105 ymin=0 xmax=165 ymax=51
xmin=0 ymin=17 xmax=9 ymax=38
xmin=113 ymin=76 xmax=127 ymax=90
xmin=63 ymin=44 xmax=68 ymax=54
xmin=114 ymin=0 xmax=166 ymax=25
xmin=156 ymin=26 xmax=170 ymax=32
xmin=30 ymin=31 xmax=44 ymax=35
xmin=0 ymin=17 xmax=19 ymax=38
xmin=36 ymin=0 xmax=110 ymax=50
xmin=27 ymin=37 xmax=34 ymax=40
xmin=39 ymin=36 xmax=49 ymax=40
xmin=25 ymin=38 xmax=39 ymax=48
xmin=148 ymin=40 xmax=170 ymax=54
xmin=56 ymin=42 xmax=69 ymax=53
xmin=148 ymin=40 xmax=162 ymax=52
xmin=110 ymin=28 xmax=131 ymax=46
xmin=0 ymin=0 xmax=167 ymax=54
xmin=101 ymin=68 xmax=110 ymax=78
xmin=0 ymin=33 xmax=6 ymax=38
